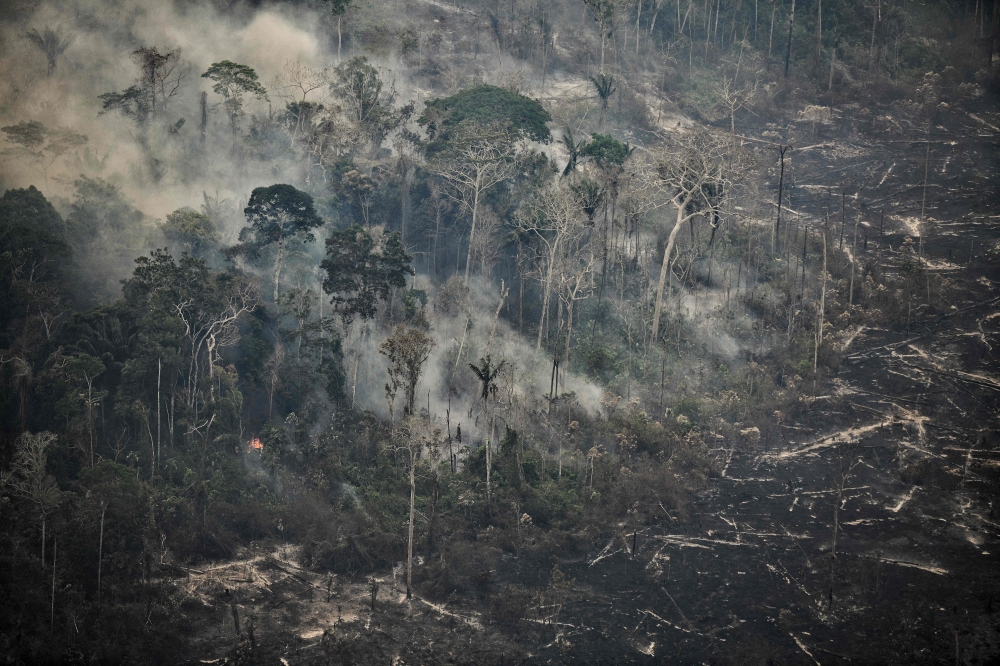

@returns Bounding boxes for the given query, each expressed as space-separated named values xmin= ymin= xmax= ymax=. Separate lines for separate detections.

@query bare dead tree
xmin=428 ymin=121 xmax=519 ymax=282
xmin=515 ymin=184 xmax=589 ymax=351
xmin=650 ymin=131 xmax=730 ymax=342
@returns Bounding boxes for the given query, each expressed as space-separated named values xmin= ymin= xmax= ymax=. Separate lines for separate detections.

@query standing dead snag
xmin=650 ymin=131 xmax=730 ymax=342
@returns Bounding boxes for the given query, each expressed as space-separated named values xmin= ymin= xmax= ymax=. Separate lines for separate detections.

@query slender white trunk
xmin=652 ymin=203 xmax=688 ymax=342
xmin=464 ymin=178 xmax=481 ymax=282
xmin=273 ymin=237 xmax=284 ymax=302
xmin=536 ymin=240 xmax=560 ymax=350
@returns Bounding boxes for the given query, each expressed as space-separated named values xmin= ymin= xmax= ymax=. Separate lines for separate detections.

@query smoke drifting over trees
xmin=1 ymin=0 xmax=999 ymax=663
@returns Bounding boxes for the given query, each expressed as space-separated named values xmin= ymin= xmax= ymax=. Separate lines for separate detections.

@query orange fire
xmin=248 ymin=437 xmax=263 ymax=451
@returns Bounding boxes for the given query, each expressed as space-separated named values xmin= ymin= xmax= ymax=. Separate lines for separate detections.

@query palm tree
xmin=25 ymin=28 xmax=73 ymax=77
xmin=469 ymin=355 xmax=505 ymax=500
xmin=560 ymin=127 xmax=588 ymax=177
xmin=589 ymin=74 xmax=616 ymax=128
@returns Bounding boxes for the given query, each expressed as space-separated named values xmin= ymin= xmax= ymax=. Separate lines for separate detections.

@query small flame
xmin=248 ymin=437 xmax=263 ymax=451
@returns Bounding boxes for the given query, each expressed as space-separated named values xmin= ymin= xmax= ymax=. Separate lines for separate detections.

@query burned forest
xmin=0 ymin=0 xmax=999 ymax=663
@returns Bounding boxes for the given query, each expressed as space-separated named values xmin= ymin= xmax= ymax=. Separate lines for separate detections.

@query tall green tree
xmin=419 ymin=84 xmax=551 ymax=152
xmin=321 ymin=225 xmax=412 ymax=325
xmin=226 ymin=184 xmax=323 ymax=301
xmin=333 ymin=56 xmax=413 ymax=156
xmin=162 ymin=208 xmax=219 ymax=259
xmin=380 ymin=324 xmax=434 ymax=420
xmin=322 ymin=0 xmax=354 ymax=60
xmin=201 ymin=60 xmax=268 ymax=141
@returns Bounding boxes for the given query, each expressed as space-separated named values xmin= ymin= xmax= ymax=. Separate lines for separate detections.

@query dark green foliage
xmin=1 ymin=119 xmax=46 ymax=149
xmin=68 ymin=176 xmax=143 ymax=236
xmin=334 ymin=57 xmax=415 ymax=154
xmin=589 ymin=73 xmax=616 ymax=126
xmin=201 ymin=60 xmax=267 ymax=101
xmin=419 ymin=84 xmax=552 ymax=145
xmin=322 ymin=0 xmax=353 ymax=16
xmin=560 ymin=126 xmax=587 ymax=176
xmin=469 ymin=354 xmax=504 ymax=402
xmin=71 ymin=461 xmax=152 ymax=592
xmin=202 ymin=60 xmax=267 ymax=137
xmin=0 ymin=185 xmax=68 ymax=261
xmin=98 ymin=85 xmax=151 ymax=123
xmin=162 ymin=208 xmax=219 ymax=258
xmin=232 ymin=184 xmax=322 ymax=261
xmin=227 ymin=184 xmax=323 ymax=301
xmin=579 ymin=133 xmax=632 ymax=168
xmin=321 ymin=225 xmax=412 ymax=323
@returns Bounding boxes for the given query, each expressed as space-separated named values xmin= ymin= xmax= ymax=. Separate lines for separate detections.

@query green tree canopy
xmin=227 ymin=184 xmax=323 ymax=301
xmin=201 ymin=60 xmax=267 ymax=137
xmin=580 ymin=133 xmax=633 ymax=168
xmin=333 ymin=56 xmax=414 ymax=156
xmin=0 ymin=185 xmax=69 ymax=257
xmin=162 ymin=208 xmax=219 ymax=258
xmin=418 ymin=85 xmax=552 ymax=148
xmin=321 ymin=225 xmax=412 ymax=324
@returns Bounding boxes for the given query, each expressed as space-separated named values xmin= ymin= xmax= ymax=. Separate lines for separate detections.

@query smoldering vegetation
xmin=0 ymin=0 xmax=999 ymax=663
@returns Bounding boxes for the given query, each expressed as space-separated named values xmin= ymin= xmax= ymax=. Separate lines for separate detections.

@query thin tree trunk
xmin=486 ymin=412 xmax=493 ymax=501
xmin=157 ymin=356 xmax=161 ymax=471
xmin=652 ymin=203 xmax=688 ymax=342
xmin=537 ymin=243 xmax=559 ymax=350
xmin=406 ymin=443 xmax=415 ymax=600
xmin=273 ymin=238 xmax=284 ymax=302
xmin=816 ymin=0 xmax=822 ymax=59
xmin=97 ymin=502 xmax=107 ymax=602
xmin=784 ymin=0 xmax=796 ymax=77
xmin=200 ymin=92 xmax=207 ymax=150
xmin=563 ymin=299 xmax=575 ymax=386
xmin=768 ymin=0 xmax=776 ymax=57
xmin=849 ymin=213 xmax=860 ymax=309
xmin=464 ymin=181 xmax=481 ymax=282
xmin=814 ymin=217 xmax=827 ymax=374
xmin=636 ymin=0 xmax=642 ymax=54
xmin=774 ymin=146 xmax=787 ymax=251
xmin=829 ymin=44 xmax=836 ymax=90
xmin=920 ymin=130 xmax=931 ymax=256
xmin=50 ymin=537 xmax=56 ymax=631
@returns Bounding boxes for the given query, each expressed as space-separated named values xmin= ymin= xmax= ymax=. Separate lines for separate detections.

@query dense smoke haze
xmin=1 ymin=0 xmax=999 ymax=663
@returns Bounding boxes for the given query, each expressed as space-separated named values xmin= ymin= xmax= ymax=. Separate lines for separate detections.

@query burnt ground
xmin=171 ymin=102 xmax=1000 ymax=665
xmin=511 ymin=102 xmax=1000 ymax=664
